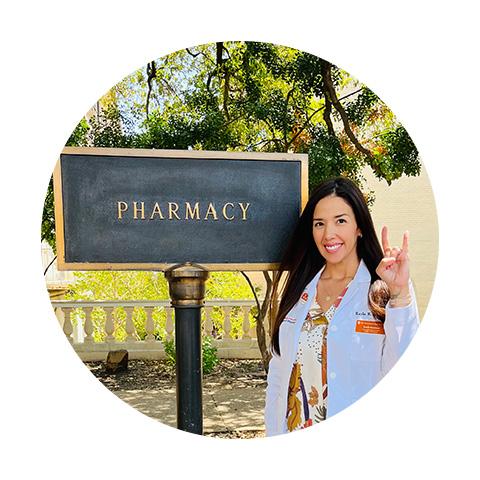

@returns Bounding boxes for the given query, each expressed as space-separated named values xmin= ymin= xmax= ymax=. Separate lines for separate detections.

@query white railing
xmin=51 ymin=299 xmax=269 ymax=361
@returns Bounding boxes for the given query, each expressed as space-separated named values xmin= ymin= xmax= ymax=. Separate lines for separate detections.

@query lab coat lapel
xmin=291 ymin=269 xmax=323 ymax=324
xmin=333 ymin=259 xmax=371 ymax=317
xmin=285 ymin=269 xmax=323 ymax=359
xmin=280 ymin=269 xmax=323 ymax=352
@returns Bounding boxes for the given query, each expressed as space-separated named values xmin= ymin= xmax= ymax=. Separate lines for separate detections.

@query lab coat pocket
xmin=349 ymin=329 xmax=386 ymax=399
xmin=350 ymin=324 xmax=385 ymax=362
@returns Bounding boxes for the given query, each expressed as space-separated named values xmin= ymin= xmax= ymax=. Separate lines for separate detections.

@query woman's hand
xmin=376 ymin=226 xmax=410 ymax=296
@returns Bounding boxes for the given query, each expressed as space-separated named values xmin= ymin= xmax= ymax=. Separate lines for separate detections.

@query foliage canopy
xmin=43 ymin=41 xmax=420 ymax=248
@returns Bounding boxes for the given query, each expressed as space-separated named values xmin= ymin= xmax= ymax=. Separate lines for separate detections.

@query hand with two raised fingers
xmin=376 ymin=226 xmax=410 ymax=299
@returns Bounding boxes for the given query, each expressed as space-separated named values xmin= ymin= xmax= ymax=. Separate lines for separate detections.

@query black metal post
xmin=165 ymin=262 xmax=209 ymax=435
xmin=174 ymin=306 xmax=202 ymax=433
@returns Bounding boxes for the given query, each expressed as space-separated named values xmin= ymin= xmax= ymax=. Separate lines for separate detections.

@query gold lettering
xmin=204 ymin=202 xmax=219 ymax=220
xmin=150 ymin=202 xmax=164 ymax=219
xmin=238 ymin=202 xmax=250 ymax=220
xmin=168 ymin=202 xmax=180 ymax=220
xmin=133 ymin=201 xmax=145 ymax=220
xmin=117 ymin=201 xmax=128 ymax=220
xmin=185 ymin=202 xmax=200 ymax=220
xmin=222 ymin=202 xmax=235 ymax=220
xmin=117 ymin=201 xmax=250 ymax=222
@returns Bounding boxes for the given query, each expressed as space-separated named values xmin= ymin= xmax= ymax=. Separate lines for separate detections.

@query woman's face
xmin=312 ymin=194 xmax=361 ymax=265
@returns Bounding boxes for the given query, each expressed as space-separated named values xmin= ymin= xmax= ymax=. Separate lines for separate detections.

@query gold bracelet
xmin=389 ymin=293 xmax=412 ymax=308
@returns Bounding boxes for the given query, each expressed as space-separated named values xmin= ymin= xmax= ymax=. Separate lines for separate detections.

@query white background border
xmin=2 ymin=1 xmax=479 ymax=478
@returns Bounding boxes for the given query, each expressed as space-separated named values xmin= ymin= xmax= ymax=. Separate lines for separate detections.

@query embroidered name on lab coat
xmin=355 ymin=311 xmax=372 ymax=317
xmin=355 ymin=320 xmax=385 ymax=335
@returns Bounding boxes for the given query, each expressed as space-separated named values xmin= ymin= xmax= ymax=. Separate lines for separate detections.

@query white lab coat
xmin=264 ymin=259 xmax=419 ymax=436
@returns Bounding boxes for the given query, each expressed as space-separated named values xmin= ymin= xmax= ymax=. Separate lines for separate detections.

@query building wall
xmin=362 ymin=163 xmax=438 ymax=319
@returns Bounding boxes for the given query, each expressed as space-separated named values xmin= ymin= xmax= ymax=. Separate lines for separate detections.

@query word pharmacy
xmin=116 ymin=201 xmax=252 ymax=222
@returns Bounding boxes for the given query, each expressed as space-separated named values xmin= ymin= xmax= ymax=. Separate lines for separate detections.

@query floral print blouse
xmin=286 ymin=284 xmax=349 ymax=432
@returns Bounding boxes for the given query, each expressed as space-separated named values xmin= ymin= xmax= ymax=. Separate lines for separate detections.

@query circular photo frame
xmin=42 ymin=40 xmax=437 ymax=439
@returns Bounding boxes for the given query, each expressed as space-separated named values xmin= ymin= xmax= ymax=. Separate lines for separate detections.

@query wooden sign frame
xmin=54 ymin=147 xmax=308 ymax=271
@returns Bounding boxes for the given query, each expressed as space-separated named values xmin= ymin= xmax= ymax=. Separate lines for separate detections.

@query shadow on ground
xmin=86 ymin=359 xmax=267 ymax=439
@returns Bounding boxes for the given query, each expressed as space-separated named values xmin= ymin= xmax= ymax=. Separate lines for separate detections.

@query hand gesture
xmin=376 ymin=226 xmax=410 ymax=296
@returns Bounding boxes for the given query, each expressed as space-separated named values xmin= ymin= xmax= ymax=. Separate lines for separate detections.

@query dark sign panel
xmin=54 ymin=147 xmax=308 ymax=270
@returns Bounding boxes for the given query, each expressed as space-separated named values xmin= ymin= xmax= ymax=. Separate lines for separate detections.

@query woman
xmin=264 ymin=176 xmax=419 ymax=436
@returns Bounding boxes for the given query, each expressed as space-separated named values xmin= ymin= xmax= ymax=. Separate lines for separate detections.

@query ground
xmin=85 ymin=358 xmax=267 ymax=439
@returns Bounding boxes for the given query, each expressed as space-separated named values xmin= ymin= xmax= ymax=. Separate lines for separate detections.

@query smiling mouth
xmin=324 ymin=243 xmax=343 ymax=253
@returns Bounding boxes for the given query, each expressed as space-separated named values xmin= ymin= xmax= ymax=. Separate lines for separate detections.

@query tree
xmin=42 ymin=41 xmax=421 ymax=371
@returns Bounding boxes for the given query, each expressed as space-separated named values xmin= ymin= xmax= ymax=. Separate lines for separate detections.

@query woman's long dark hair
xmin=270 ymin=176 xmax=390 ymax=356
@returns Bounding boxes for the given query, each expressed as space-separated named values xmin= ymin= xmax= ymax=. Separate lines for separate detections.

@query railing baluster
xmin=84 ymin=307 xmax=94 ymax=343
xmin=204 ymin=306 xmax=213 ymax=338
xmin=224 ymin=306 xmax=232 ymax=339
xmin=242 ymin=305 xmax=251 ymax=339
xmin=165 ymin=307 xmax=174 ymax=341
xmin=125 ymin=306 xmax=136 ymax=342
xmin=145 ymin=306 xmax=155 ymax=342
xmin=104 ymin=307 xmax=115 ymax=343
xmin=62 ymin=307 xmax=73 ymax=344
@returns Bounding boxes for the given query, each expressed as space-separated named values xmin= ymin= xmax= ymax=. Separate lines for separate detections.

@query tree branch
xmin=236 ymin=138 xmax=279 ymax=149
xmin=285 ymin=88 xmax=363 ymax=150
xmin=223 ymin=69 xmax=230 ymax=120
xmin=323 ymin=93 xmax=335 ymax=137
xmin=206 ymin=71 xmax=214 ymax=93
xmin=284 ymin=86 xmax=296 ymax=148
xmin=185 ymin=48 xmax=201 ymax=58
xmin=222 ymin=45 xmax=232 ymax=61
xmin=223 ymin=114 xmax=245 ymax=127
xmin=160 ymin=78 xmax=179 ymax=98
xmin=44 ymin=255 xmax=57 ymax=276
xmin=185 ymin=47 xmax=216 ymax=66
xmin=261 ymin=271 xmax=274 ymax=320
xmin=145 ymin=61 xmax=157 ymax=120
xmin=261 ymin=119 xmax=285 ymax=150
xmin=321 ymin=61 xmax=372 ymax=157
xmin=241 ymin=272 xmax=261 ymax=314
xmin=216 ymin=42 xmax=224 ymax=67
xmin=241 ymin=271 xmax=273 ymax=371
